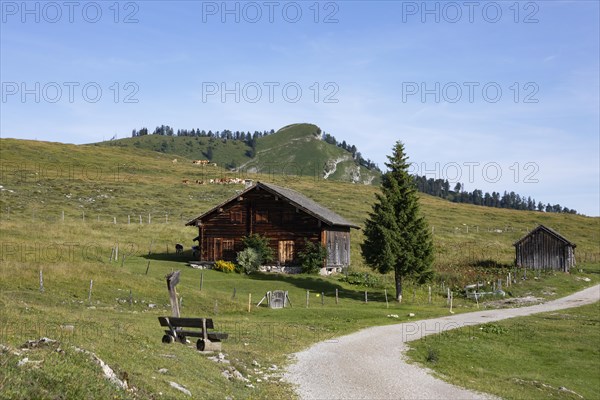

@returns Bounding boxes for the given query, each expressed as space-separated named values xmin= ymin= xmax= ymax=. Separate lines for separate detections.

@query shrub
xmin=339 ymin=272 xmax=382 ymax=288
xmin=236 ymin=248 xmax=260 ymax=274
xmin=426 ymin=347 xmax=439 ymax=363
xmin=214 ymin=260 xmax=235 ymax=273
xmin=242 ymin=234 xmax=274 ymax=264
xmin=297 ymin=240 xmax=328 ymax=274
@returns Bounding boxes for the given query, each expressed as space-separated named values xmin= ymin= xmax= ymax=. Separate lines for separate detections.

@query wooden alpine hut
xmin=186 ymin=181 xmax=360 ymax=272
xmin=513 ymin=225 xmax=576 ymax=272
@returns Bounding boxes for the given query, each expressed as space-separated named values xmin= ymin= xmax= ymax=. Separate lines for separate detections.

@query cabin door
xmin=278 ymin=240 xmax=294 ymax=264
xmin=213 ymin=238 xmax=223 ymax=260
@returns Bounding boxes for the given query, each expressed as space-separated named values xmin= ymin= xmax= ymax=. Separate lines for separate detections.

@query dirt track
xmin=284 ymin=284 xmax=600 ymax=400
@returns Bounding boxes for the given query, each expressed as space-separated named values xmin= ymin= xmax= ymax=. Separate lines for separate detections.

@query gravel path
xmin=284 ymin=284 xmax=600 ymax=400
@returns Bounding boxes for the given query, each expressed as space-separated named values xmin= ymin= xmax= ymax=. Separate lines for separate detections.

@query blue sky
xmin=1 ymin=1 xmax=599 ymax=215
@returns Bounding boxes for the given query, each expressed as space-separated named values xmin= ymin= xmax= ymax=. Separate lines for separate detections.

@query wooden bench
xmin=158 ymin=317 xmax=228 ymax=351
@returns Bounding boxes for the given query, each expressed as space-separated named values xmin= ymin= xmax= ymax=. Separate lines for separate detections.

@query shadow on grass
xmin=248 ymin=272 xmax=389 ymax=303
xmin=143 ymin=250 xmax=195 ymax=262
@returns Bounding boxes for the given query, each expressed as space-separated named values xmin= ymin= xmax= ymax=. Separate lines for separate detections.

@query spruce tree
xmin=361 ymin=141 xmax=433 ymax=302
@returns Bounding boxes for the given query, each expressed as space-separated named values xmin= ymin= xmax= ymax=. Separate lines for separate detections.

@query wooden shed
xmin=513 ymin=225 xmax=576 ymax=272
xmin=185 ymin=181 xmax=360 ymax=271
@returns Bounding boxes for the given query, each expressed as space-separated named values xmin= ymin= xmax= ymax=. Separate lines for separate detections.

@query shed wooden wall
xmin=515 ymin=229 xmax=575 ymax=272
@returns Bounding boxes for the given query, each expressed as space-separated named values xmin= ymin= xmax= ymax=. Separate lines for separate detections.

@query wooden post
xmin=61 ymin=210 xmax=64 ymax=222
xmin=232 ymin=287 xmax=237 ymax=299
xmin=166 ymin=271 xmax=180 ymax=317
xmin=139 ymin=215 xmax=142 ymax=224
xmin=145 ymin=261 xmax=150 ymax=275
xmin=306 ymin=290 xmax=309 ymax=308
xmin=88 ymin=280 xmax=93 ymax=303
xmin=121 ymin=254 xmax=125 ymax=267
xmin=109 ymin=247 xmax=114 ymax=262
xmin=450 ymin=291 xmax=454 ymax=313
xmin=148 ymin=213 xmax=151 ymax=224
xmin=428 ymin=286 xmax=432 ymax=304
xmin=200 ymin=272 xmax=204 ymax=291
xmin=384 ymin=289 xmax=389 ymax=308
xmin=129 ymin=289 xmax=133 ymax=306
xmin=39 ymin=270 xmax=44 ymax=293
xmin=447 ymin=288 xmax=450 ymax=305
xmin=321 ymin=292 xmax=324 ymax=306
xmin=113 ymin=216 xmax=116 ymax=224
xmin=364 ymin=290 xmax=368 ymax=303
xmin=115 ymin=242 xmax=119 ymax=261
xmin=335 ymin=288 xmax=339 ymax=305
xmin=247 ymin=294 xmax=251 ymax=312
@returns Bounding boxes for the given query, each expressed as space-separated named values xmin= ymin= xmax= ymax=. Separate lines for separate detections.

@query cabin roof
xmin=513 ymin=224 xmax=576 ymax=247
xmin=185 ymin=181 xmax=361 ymax=229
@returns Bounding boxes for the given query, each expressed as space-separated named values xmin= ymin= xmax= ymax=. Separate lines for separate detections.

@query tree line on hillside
xmin=131 ymin=126 xmax=276 ymax=140
xmin=322 ymin=133 xmax=381 ymax=172
xmin=413 ymin=175 xmax=578 ymax=214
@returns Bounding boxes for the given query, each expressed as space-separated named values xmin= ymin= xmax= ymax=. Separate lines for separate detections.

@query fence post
xmin=39 ymin=270 xmax=44 ymax=293
xmin=306 ymin=290 xmax=309 ymax=308
xmin=335 ymin=288 xmax=339 ymax=305
xmin=88 ymin=280 xmax=93 ymax=303
xmin=321 ymin=292 xmax=324 ymax=306
xmin=384 ymin=289 xmax=389 ymax=308
xmin=200 ymin=272 xmax=203 ymax=291
xmin=364 ymin=290 xmax=368 ymax=303
xmin=247 ymin=294 xmax=251 ymax=313
xmin=145 ymin=261 xmax=150 ymax=275
xmin=428 ymin=286 xmax=431 ymax=304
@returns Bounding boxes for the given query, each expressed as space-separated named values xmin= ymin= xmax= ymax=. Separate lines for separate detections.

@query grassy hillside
xmin=1 ymin=138 xmax=598 ymax=399
xmin=95 ymin=123 xmax=381 ymax=185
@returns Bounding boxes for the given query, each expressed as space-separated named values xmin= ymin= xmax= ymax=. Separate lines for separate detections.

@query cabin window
xmin=230 ymin=211 xmax=243 ymax=224
xmin=279 ymin=240 xmax=294 ymax=263
xmin=256 ymin=210 xmax=269 ymax=223
xmin=223 ymin=239 xmax=234 ymax=251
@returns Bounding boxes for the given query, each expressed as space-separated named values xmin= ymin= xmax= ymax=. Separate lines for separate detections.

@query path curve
xmin=284 ymin=284 xmax=600 ymax=399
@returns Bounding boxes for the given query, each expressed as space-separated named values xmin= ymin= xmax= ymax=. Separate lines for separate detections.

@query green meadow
xmin=0 ymin=138 xmax=598 ymax=399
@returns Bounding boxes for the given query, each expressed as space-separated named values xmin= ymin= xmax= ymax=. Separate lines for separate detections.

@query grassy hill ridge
xmin=94 ymin=123 xmax=381 ymax=185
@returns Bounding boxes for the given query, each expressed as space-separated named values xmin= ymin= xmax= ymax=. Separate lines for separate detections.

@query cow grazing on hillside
xmin=175 ymin=243 xmax=183 ymax=254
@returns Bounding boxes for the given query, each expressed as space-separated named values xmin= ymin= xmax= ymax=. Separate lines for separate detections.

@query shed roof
xmin=185 ymin=181 xmax=361 ymax=229
xmin=513 ymin=225 xmax=576 ymax=247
